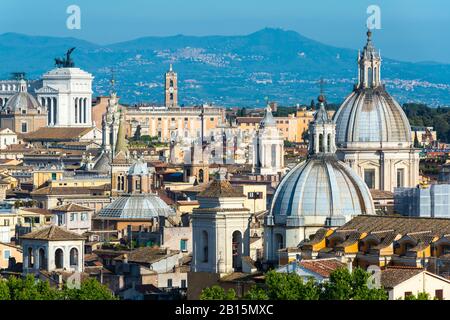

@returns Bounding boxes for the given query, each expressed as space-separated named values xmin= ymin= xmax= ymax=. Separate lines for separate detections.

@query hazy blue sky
xmin=1 ymin=0 xmax=449 ymax=63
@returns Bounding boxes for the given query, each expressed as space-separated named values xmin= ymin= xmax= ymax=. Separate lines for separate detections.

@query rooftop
xmin=197 ymin=179 xmax=245 ymax=198
xmin=21 ymin=225 xmax=85 ymax=241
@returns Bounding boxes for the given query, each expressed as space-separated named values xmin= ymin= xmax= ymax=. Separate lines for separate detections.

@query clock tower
xmin=165 ymin=64 xmax=178 ymax=108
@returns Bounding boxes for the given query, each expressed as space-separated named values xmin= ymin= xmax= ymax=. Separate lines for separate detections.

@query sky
xmin=1 ymin=0 xmax=450 ymax=63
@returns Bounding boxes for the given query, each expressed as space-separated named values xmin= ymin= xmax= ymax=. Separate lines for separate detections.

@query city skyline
xmin=1 ymin=0 xmax=449 ymax=64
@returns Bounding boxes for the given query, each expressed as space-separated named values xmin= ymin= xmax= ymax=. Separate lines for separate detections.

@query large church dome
xmin=334 ymin=86 xmax=412 ymax=147
xmin=269 ymin=98 xmax=375 ymax=227
xmin=271 ymin=154 xmax=375 ymax=224
xmin=333 ymin=30 xmax=412 ymax=148
xmin=265 ymin=98 xmax=375 ymax=259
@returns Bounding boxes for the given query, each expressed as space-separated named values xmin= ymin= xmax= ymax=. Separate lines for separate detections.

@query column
xmin=75 ymin=98 xmax=78 ymax=124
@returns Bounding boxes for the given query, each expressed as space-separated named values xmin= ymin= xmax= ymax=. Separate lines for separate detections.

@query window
xmin=167 ymin=279 xmax=173 ymax=288
xmin=70 ymin=248 xmax=79 ymax=267
xmin=4 ymin=250 xmax=10 ymax=260
xmin=181 ymin=279 xmax=187 ymax=289
xmin=51 ymin=173 xmax=57 ymax=180
xmin=319 ymin=134 xmax=324 ymax=152
xmin=364 ymin=169 xmax=376 ymax=189
xmin=435 ymin=289 xmax=443 ymax=300
xmin=70 ymin=213 xmax=78 ymax=221
xmin=21 ymin=122 xmax=28 ymax=133
xmin=81 ymin=213 xmax=87 ymax=221
xmin=202 ymin=231 xmax=208 ymax=263
xmin=248 ymin=192 xmax=263 ymax=199
xmin=135 ymin=179 xmax=141 ymax=191
xmin=180 ymin=239 xmax=187 ymax=252
xmin=404 ymin=292 xmax=413 ymax=299
xmin=4 ymin=219 xmax=9 ymax=226
xmin=397 ymin=168 xmax=405 ymax=188
xmin=57 ymin=215 xmax=64 ymax=225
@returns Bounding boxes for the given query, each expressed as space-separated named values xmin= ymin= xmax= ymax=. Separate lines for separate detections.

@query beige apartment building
xmin=125 ymin=105 xmax=226 ymax=142
xmin=236 ymin=107 xmax=318 ymax=143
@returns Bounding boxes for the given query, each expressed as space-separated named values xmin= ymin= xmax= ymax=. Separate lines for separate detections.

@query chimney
xmin=347 ymin=258 xmax=353 ymax=273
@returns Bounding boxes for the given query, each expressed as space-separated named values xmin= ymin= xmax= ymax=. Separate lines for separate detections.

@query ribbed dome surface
xmin=271 ymin=155 xmax=375 ymax=219
xmin=5 ymin=92 xmax=41 ymax=112
xmin=334 ymin=87 xmax=411 ymax=146
xmin=97 ymin=194 xmax=174 ymax=219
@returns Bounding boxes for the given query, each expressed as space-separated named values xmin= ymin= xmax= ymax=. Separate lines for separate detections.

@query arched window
xmin=55 ymin=248 xmax=64 ymax=269
xmin=368 ymin=67 xmax=373 ymax=87
xmin=28 ymin=247 xmax=34 ymax=268
xmin=121 ymin=176 xmax=125 ymax=191
xmin=319 ymin=134 xmax=324 ymax=152
xmin=70 ymin=248 xmax=79 ymax=267
xmin=202 ymin=231 xmax=208 ymax=263
xmin=327 ymin=133 xmax=332 ymax=152
xmin=232 ymin=231 xmax=243 ymax=271
xmin=170 ymin=80 xmax=174 ymax=87
xmin=275 ymin=233 xmax=284 ymax=252
xmin=198 ymin=169 xmax=204 ymax=183
xmin=117 ymin=176 xmax=122 ymax=190
xmin=38 ymin=248 xmax=46 ymax=270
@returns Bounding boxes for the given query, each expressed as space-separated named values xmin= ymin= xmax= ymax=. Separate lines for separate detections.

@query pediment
xmin=35 ymin=86 xmax=59 ymax=94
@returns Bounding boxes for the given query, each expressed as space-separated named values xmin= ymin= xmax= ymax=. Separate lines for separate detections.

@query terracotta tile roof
xmin=197 ymin=179 xmax=245 ymax=198
xmin=176 ymin=200 xmax=199 ymax=206
xmin=20 ymin=208 xmax=53 ymax=215
xmin=369 ymin=231 xmax=398 ymax=250
xmin=299 ymin=258 xmax=347 ymax=278
xmin=21 ymin=225 xmax=85 ymax=241
xmin=380 ymin=267 xmax=424 ymax=289
xmin=183 ymin=182 xmax=211 ymax=193
xmin=337 ymin=215 xmax=450 ymax=237
xmin=22 ymin=127 xmax=94 ymax=142
xmin=300 ymin=228 xmax=329 ymax=248
xmin=31 ymin=186 xmax=107 ymax=196
xmin=114 ymin=247 xmax=179 ymax=265
xmin=236 ymin=117 xmax=263 ymax=124
xmin=370 ymin=189 xmax=394 ymax=200
xmin=52 ymin=203 xmax=93 ymax=212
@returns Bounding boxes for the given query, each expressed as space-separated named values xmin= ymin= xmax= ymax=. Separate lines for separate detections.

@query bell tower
xmin=165 ymin=64 xmax=178 ymax=108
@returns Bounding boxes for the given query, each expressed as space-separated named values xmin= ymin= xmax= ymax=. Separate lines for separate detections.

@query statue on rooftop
xmin=55 ymin=47 xmax=76 ymax=68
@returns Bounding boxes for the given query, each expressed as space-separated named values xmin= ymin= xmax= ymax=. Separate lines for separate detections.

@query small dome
xmin=96 ymin=194 xmax=175 ymax=219
xmin=128 ymin=159 xmax=149 ymax=175
xmin=5 ymin=91 xmax=41 ymax=112
xmin=334 ymin=87 xmax=412 ymax=147
xmin=270 ymin=154 xmax=375 ymax=226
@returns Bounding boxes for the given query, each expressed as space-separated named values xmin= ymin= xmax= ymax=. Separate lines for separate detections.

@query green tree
xmin=0 ymin=279 xmax=10 ymax=300
xmin=404 ymin=292 xmax=431 ymax=300
xmin=321 ymin=268 xmax=387 ymax=300
xmin=243 ymin=286 xmax=269 ymax=300
xmin=6 ymin=275 xmax=61 ymax=300
xmin=264 ymin=270 xmax=320 ymax=300
xmin=64 ymin=278 xmax=117 ymax=300
xmin=200 ymin=285 xmax=237 ymax=300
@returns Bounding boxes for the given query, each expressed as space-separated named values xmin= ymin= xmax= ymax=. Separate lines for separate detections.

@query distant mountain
xmin=1 ymin=28 xmax=449 ymax=107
